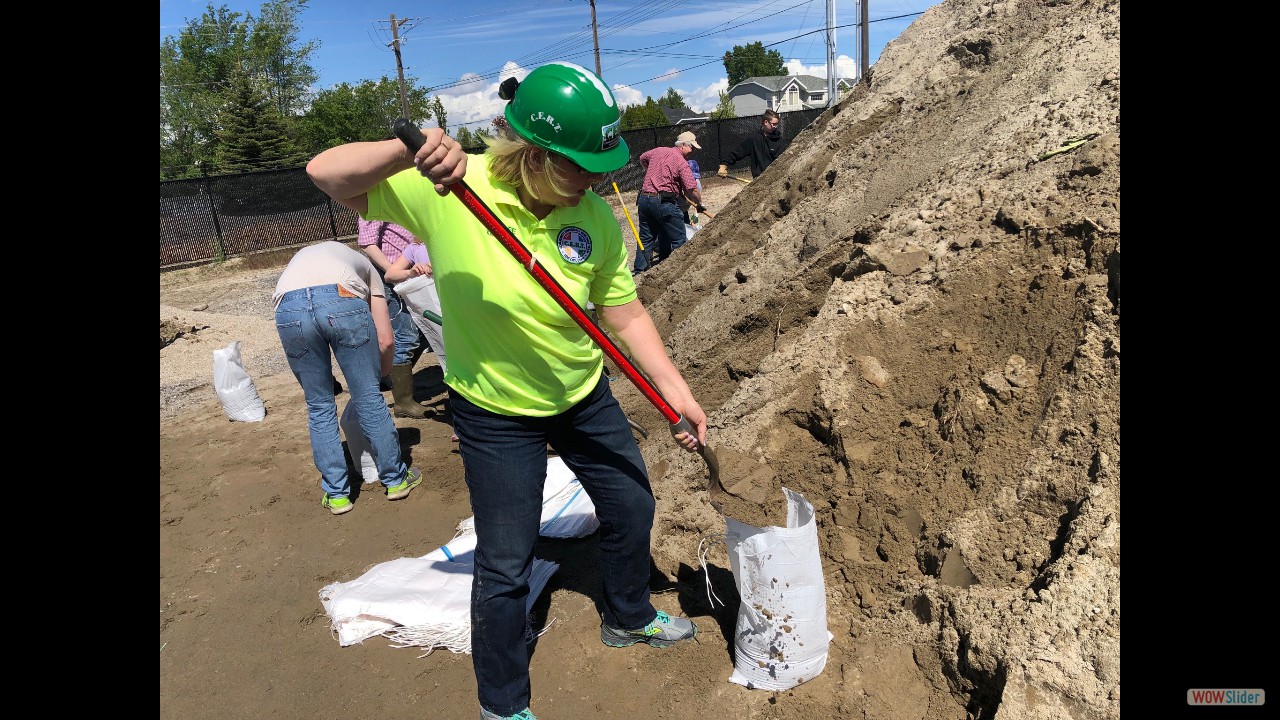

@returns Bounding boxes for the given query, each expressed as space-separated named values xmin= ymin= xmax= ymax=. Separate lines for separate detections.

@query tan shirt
xmin=272 ymin=241 xmax=386 ymax=308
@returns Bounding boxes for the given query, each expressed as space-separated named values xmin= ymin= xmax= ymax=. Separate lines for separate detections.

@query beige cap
xmin=676 ymin=130 xmax=701 ymax=149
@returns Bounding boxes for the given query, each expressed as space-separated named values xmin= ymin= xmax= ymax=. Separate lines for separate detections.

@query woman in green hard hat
xmin=307 ymin=61 xmax=707 ymax=720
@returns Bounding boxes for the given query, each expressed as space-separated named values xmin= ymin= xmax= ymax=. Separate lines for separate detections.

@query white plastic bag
xmin=340 ymin=400 xmax=380 ymax=484
xmin=724 ymin=488 xmax=832 ymax=690
xmin=212 ymin=341 xmax=265 ymax=422
xmin=393 ymin=274 xmax=447 ymax=374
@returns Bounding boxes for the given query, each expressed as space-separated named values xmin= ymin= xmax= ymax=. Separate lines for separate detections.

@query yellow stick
xmin=612 ymin=182 xmax=644 ymax=251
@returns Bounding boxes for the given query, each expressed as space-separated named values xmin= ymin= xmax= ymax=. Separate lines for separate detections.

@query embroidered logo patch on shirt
xmin=557 ymin=226 xmax=592 ymax=264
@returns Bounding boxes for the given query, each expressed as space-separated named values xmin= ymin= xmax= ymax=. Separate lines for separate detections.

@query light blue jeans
xmin=275 ymin=285 xmax=409 ymax=498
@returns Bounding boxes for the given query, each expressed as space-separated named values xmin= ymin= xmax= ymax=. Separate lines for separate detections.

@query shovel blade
xmin=700 ymin=444 xmax=781 ymax=523
xmin=699 ymin=444 xmax=727 ymax=513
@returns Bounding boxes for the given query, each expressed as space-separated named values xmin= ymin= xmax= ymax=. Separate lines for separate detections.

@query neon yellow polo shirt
xmin=366 ymin=154 xmax=637 ymax=416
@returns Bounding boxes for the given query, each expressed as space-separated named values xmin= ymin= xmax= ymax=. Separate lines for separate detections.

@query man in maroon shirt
xmin=633 ymin=130 xmax=704 ymax=274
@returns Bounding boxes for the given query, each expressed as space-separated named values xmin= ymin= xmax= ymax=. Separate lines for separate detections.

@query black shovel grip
xmin=393 ymin=118 xmax=426 ymax=153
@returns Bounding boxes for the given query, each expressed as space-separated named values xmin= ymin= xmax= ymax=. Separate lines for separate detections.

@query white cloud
xmin=609 ymin=76 xmax=726 ymax=114
xmin=434 ymin=60 xmax=731 ymax=129
xmin=436 ymin=62 xmax=529 ymax=131
xmin=783 ymin=54 xmax=859 ymax=81
xmin=610 ymin=83 xmax=644 ymax=109
xmin=685 ymin=78 xmax=728 ymax=113
xmin=652 ymin=67 xmax=683 ymax=84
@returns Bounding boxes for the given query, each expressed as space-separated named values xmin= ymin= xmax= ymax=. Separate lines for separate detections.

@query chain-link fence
xmin=159 ymin=108 xmax=823 ymax=270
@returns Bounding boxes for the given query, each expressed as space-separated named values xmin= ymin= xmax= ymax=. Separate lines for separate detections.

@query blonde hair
xmin=483 ymin=128 xmax=579 ymax=200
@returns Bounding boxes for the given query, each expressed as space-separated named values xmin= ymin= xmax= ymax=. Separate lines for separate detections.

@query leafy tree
xmin=212 ymin=68 xmax=300 ymax=172
xmin=250 ymin=0 xmax=319 ymax=117
xmin=710 ymin=90 xmax=737 ymax=120
xmin=160 ymin=4 xmax=250 ymax=178
xmin=656 ymin=87 xmax=686 ymax=110
xmin=296 ymin=76 xmax=433 ymax=152
xmin=428 ymin=97 xmax=448 ymax=133
xmin=619 ymin=97 xmax=667 ymax=130
xmin=160 ymin=0 xmax=318 ymax=178
xmin=473 ymin=126 xmax=493 ymax=143
xmin=454 ymin=126 xmax=475 ymax=149
xmin=722 ymin=41 xmax=785 ymax=87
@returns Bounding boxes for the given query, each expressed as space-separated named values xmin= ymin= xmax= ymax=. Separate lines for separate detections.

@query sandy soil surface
xmin=161 ymin=1 xmax=1121 ymax=718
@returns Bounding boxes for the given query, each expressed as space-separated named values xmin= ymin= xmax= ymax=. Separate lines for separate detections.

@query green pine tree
xmin=657 ymin=87 xmax=687 ymax=109
xmin=213 ymin=68 xmax=299 ymax=172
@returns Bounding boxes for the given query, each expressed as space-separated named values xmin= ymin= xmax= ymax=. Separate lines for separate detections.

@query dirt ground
xmin=160 ymin=1 xmax=1121 ymax=718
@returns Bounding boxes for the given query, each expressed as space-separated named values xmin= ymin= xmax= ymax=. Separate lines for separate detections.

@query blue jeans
xmin=452 ymin=374 xmax=657 ymax=715
xmin=388 ymin=283 xmax=428 ymax=365
xmin=633 ymin=195 xmax=687 ymax=273
xmin=275 ymin=285 xmax=409 ymax=497
xmin=380 ymin=274 xmax=426 ymax=366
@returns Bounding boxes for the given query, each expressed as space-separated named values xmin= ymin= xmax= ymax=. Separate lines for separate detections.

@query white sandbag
xmin=454 ymin=456 xmax=600 ymax=539
xmin=319 ymin=532 xmax=559 ymax=652
xmin=212 ymin=341 xmax=265 ymax=422
xmin=339 ymin=400 xmax=379 ymax=484
xmin=393 ymin=274 xmax=447 ymax=374
xmin=317 ymin=456 xmax=596 ymax=653
xmin=725 ymin=488 xmax=832 ymax=690
xmin=538 ymin=456 xmax=601 ymax=538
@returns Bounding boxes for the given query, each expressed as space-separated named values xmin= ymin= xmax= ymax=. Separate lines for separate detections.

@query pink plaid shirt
xmin=638 ymin=146 xmax=697 ymax=195
xmin=357 ymin=218 xmax=417 ymax=264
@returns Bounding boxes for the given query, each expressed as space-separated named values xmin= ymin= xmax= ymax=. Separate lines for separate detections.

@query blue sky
xmin=160 ymin=0 xmax=939 ymax=131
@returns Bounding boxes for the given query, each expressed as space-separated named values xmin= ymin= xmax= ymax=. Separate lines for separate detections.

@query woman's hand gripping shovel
xmin=393 ymin=119 xmax=734 ymax=513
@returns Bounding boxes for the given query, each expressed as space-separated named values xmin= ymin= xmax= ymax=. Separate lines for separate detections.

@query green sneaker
xmin=601 ymin=610 xmax=697 ymax=648
xmin=479 ymin=708 xmax=536 ymax=720
xmin=386 ymin=466 xmax=423 ymax=500
xmin=322 ymin=494 xmax=353 ymax=515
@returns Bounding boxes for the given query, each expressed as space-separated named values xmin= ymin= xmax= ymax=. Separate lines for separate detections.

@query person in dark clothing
xmin=718 ymin=109 xmax=788 ymax=179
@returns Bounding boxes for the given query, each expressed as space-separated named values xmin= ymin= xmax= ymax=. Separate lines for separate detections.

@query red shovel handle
xmin=391 ymin=118 xmax=683 ymax=429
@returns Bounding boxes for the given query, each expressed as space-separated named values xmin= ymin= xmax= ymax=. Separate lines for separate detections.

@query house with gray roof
xmin=727 ymin=74 xmax=853 ymax=116
xmin=660 ymin=106 xmax=710 ymax=126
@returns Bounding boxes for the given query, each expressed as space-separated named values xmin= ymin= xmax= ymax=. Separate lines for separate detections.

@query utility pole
xmin=589 ymin=0 xmax=602 ymax=79
xmin=389 ymin=14 xmax=411 ymax=120
xmin=860 ymin=0 xmax=870 ymax=82
xmin=825 ymin=0 xmax=837 ymax=107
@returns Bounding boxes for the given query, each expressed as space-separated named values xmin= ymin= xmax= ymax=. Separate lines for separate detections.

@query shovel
xmin=393 ymin=119 xmax=733 ymax=513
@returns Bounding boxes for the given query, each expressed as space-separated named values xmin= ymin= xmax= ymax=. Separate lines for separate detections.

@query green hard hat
xmin=503 ymin=62 xmax=630 ymax=174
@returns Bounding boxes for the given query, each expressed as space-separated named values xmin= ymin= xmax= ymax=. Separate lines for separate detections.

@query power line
xmin=162 ymin=4 xmax=929 ymax=133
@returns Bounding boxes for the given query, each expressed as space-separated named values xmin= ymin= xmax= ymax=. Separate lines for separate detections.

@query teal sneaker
xmin=321 ymin=494 xmax=353 ymax=516
xmin=386 ymin=466 xmax=423 ymax=500
xmin=601 ymin=610 xmax=697 ymax=648
xmin=479 ymin=708 xmax=536 ymax=720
